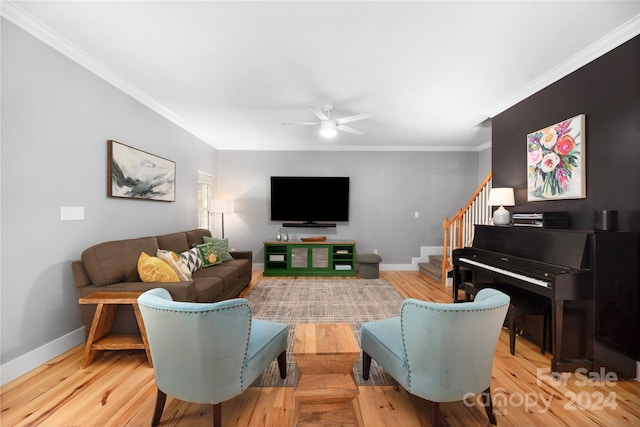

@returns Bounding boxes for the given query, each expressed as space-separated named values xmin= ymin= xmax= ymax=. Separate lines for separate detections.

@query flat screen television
xmin=270 ymin=176 xmax=349 ymax=225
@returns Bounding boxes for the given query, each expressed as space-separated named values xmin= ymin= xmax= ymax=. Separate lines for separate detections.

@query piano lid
xmin=471 ymin=225 xmax=591 ymax=270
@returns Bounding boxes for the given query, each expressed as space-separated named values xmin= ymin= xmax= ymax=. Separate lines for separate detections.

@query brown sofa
xmin=72 ymin=228 xmax=252 ymax=336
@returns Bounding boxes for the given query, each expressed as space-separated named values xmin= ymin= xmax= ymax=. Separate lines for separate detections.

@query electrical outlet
xmin=373 ymin=249 xmax=378 ymax=254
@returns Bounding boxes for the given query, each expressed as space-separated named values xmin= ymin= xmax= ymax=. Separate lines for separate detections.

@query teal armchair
xmin=138 ymin=288 xmax=288 ymax=427
xmin=361 ymin=288 xmax=510 ymax=426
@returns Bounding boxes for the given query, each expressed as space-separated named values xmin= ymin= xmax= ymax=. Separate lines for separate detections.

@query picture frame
xmin=107 ymin=140 xmax=176 ymax=202
xmin=526 ymin=114 xmax=586 ymax=201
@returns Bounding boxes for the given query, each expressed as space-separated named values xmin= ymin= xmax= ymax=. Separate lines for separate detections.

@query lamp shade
xmin=211 ymin=199 xmax=234 ymax=213
xmin=488 ymin=188 xmax=515 ymax=207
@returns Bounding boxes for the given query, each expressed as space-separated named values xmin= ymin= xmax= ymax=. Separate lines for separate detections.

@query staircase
xmin=418 ymin=255 xmax=444 ymax=282
xmin=420 ymin=172 xmax=492 ymax=286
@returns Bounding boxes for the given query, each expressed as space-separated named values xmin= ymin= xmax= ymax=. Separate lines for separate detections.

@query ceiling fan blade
xmin=336 ymin=124 xmax=364 ymax=135
xmin=335 ymin=112 xmax=372 ymax=125
xmin=282 ymin=121 xmax=320 ymax=126
xmin=309 ymin=104 xmax=329 ymax=121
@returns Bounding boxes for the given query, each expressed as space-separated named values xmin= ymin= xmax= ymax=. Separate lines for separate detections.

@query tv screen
xmin=270 ymin=176 xmax=350 ymax=223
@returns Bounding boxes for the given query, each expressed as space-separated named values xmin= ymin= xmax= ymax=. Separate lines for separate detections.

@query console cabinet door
xmin=291 ymin=247 xmax=309 ymax=268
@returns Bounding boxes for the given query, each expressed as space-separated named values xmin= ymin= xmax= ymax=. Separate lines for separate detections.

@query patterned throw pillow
xmin=137 ymin=252 xmax=180 ymax=283
xmin=179 ymin=247 xmax=204 ymax=273
xmin=157 ymin=249 xmax=192 ymax=281
xmin=202 ymin=236 xmax=234 ymax=262
xmin=195 ymin=243 xmax=223 ymax=267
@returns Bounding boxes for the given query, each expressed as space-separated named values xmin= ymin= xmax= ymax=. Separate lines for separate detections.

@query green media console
xmin=263 ymin=240 xmax=357 ymax=276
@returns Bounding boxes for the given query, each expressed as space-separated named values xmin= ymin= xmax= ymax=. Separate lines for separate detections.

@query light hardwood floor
xmin=2 ymin=271 xmax=639 ymax=426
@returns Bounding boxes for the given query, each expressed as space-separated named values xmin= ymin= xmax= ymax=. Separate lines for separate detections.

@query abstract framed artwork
xmin=527 ymin=114 xmax=586 ymax=201
xmin=107 ymin=140 xmax=176 ymax=202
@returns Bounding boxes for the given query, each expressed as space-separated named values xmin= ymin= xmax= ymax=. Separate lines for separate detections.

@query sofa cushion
xmin=192 ymin=264 xmax=239 ymax=292
xmin=180 ymin=247 xmax=203 ymax=272
xmin=82 ymin=237 xmax=159 ymax=286
xmin=193 ymin=276 xmax=225 ymax=302
xmin=195 ymin=243 xmax=223 ymax=267
xmin=220 ymin=258 xmax=252 ymax=280
xmin=203 ymin=236 xmax=234 ymax=262
xmin=138 ymin=252 xmax=180 ymax=283
xmin=156 ymin=232 xmax=190 ymax=254
xmin=157 ymin=249 xmax=192 ymax=281
xmin=186 ymin=228 xmax=212 ymax=247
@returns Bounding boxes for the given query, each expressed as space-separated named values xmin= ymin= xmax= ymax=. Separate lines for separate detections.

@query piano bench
xmin=462 ymin=282 xmax=479 ymax=301
xmin=507 ymin=293 xmax=550 ymax=356
xmin=462 ymin=282 xmax=550 ymax=356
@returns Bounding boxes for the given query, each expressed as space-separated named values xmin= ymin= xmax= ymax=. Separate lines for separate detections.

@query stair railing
xmin=441 ymin=172 xmax=492 ymax=285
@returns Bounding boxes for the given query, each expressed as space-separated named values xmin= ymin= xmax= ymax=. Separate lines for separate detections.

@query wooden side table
xmin=293 ymin=323 xmax=363 ymax=426
xmin=78 ymin=291 xmax=152 ymax=369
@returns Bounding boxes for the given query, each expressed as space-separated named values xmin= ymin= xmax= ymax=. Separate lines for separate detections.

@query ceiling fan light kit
xmin=319 ymin=121 xmax=337 ymax=138
xmin=283 ymin=104 xmax=371 ymax=138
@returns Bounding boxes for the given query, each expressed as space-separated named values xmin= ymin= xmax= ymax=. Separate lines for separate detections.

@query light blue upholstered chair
xmin=361 ymin=288 xmax=510 ymax=427
xmin=138 ymin=288 xmax=288 ymax=427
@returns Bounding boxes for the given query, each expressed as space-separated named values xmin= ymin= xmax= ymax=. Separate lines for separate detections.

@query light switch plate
xmin=61 ymin=206 xmax=84 ymax=221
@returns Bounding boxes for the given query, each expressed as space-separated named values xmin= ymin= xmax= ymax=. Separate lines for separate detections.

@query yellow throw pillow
xmin=138 ymin=252 xmax=180 ymax=283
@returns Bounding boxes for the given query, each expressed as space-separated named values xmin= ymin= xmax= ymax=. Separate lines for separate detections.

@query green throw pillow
xmin=203 ymin=236 xmax=234 ymax=262
xmin=194 ymin=243 xmax=223 ymax=267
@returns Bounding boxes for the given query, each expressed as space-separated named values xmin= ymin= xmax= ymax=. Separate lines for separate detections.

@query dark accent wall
xmin=492 ymin=36 xmax=640 ymax=232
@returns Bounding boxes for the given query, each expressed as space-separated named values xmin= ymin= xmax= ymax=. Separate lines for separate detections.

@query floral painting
xmin=527 ymin=114 xmax=585 ymax=201
xmin=107 ymin=140 xmax=176 ymax=201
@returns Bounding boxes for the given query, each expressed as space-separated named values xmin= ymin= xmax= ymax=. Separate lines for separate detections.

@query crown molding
xmin=216 ymin=143 xmax=484 ymax=152
xmin=485 ymin=14 xmax=640 ymax=118
xmin=1 ymin=1 xmax=213 ymax=146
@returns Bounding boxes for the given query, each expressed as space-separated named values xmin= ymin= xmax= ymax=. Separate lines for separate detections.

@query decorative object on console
xmin=211 ymin=198 xmax=234 ymax=239
xmin=527 ymin=114 xmax=586 ymax=201
xmin=107 ymin=140 xmax=175 ymax=202
xmin=488 ymin=187 xmax=515 ymax=226
xmin=300 ymin=236 xmax=327 ymax=242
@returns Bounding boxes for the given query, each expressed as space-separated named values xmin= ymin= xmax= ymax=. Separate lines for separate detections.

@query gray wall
xmin=478 ymin=146 xmax=491 ymax=183
xmin=215 ymin=150 xmax=480 ymax=264
xmin=1 ymin=21 xmax=217 ymax=367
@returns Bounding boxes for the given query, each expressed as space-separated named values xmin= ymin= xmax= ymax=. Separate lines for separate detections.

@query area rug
xmin=245 ymin=278 xmax=404 ymax=387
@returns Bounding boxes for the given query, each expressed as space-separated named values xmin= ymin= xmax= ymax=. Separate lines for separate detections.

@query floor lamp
xmin=211 ymin=199 xmax=234 ymax=239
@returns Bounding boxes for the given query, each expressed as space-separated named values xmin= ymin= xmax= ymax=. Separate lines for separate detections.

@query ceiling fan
xmin=282 ymin=104 xmax=372 ymax=138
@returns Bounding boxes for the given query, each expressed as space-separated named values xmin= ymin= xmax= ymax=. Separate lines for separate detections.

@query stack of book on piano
xmin=512 ymin=212 xmax=569 ymax=228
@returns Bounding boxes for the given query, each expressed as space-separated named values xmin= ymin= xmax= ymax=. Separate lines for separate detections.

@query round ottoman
xmin=357 ymin=253 xmax=382 ymax=279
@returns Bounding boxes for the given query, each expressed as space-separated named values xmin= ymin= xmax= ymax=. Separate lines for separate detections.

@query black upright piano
xmin=453 ymin=225 xmax=639 ymax=376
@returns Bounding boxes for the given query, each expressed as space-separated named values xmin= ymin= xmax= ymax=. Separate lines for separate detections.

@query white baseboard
xmin=379 ymin=263 xmax=417 ymax=271
xmin=1 ymin=327 xmax=85 ymax=386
